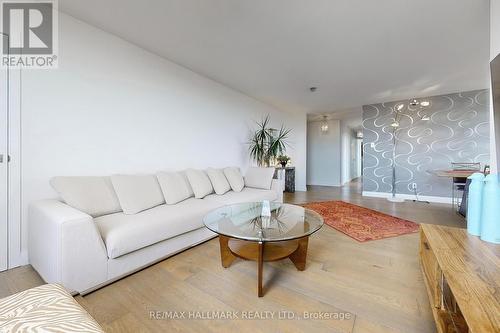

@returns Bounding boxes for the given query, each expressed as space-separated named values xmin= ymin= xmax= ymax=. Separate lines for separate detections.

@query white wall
xmin=12 ymin=13 xmax=307 ymax=266
xmin=491 ymin=0 xmax=500 ymax=172
xmin=491 ymin=1 xmax=500 ymax=60
xmin=349 ymin=136 xmax=362 ymax=180
xmin=340 ymin=123 xmax=350 ymax=185
xmin=353 ymin=138 xmax=362 ymax=179
xmin=307 ymin=119 xmax=341 ymax=186
xmin=340 ymin=114 xmax=362 ymax=184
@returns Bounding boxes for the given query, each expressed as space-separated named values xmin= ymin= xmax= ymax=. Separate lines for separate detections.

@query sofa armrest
xmin=271 ymin=179 xmax=284 ymax=203
xmin=28 ymin=200 xmax=108 ymax=293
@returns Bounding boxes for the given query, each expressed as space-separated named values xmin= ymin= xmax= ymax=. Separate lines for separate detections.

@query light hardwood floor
xmin=0 ymin=180 xmax=465 ymax=333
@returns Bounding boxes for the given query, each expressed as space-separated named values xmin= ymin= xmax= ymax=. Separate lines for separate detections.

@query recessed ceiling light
xmin=420 ymin=101 xmax=430 ymax=107
xmin=395 ymin=103 xmax=405 ymax=111
xmin=410 ymin=99 xmax=419 ymax=106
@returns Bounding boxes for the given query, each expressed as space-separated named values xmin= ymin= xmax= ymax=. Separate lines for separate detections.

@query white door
xmin=0 ymin=40 xmax=8 ymax=271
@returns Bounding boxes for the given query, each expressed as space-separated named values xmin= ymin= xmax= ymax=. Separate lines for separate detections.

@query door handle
xmin=0 ymin=154 xmax=10 ymax=163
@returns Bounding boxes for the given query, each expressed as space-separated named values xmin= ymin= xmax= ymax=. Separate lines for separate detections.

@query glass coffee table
xmin=203 ymin=202 xmax=323 ymax=297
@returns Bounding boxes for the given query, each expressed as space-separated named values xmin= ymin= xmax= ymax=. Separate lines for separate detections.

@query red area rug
xmin=302 ymin=201 xmax=420 ymax=242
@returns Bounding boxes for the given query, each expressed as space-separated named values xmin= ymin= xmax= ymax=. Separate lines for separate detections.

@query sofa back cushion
xmin=244 ymin=167 xmax=276 ymax=190
xmin=206 ymin=168 xmax=231 ymax=195
xmin=223 ymin=167 xmax=244 ymax=192
xmin=156 ymin=171 xmax=194 ymax=204
xmin=110 ymin=175 xmax=165 ymax=214
xmin=50 ymin=176 xmax=122 ymax=217
xmin=185 ymin=169 xmax=214 ymax=199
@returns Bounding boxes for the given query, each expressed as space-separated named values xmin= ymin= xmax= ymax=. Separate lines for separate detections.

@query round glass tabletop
xmin=203 ymin=202 xmax=324 ymax=242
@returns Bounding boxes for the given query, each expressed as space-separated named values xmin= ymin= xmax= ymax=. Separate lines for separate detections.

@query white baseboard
xmin=362 ymin=191 xmax=453 ymax=204
xmin=306 ymin=183 xmax=341 ymax=187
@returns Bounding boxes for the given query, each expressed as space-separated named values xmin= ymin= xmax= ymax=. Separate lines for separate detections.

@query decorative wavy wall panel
xmin=362 ymin=89 xmax=490 ymax=197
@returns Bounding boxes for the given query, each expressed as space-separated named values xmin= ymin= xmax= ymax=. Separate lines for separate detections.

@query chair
xmin=458 ymin=178 xmax=471 ymax=217
xmin=0 ymin=284 xmax=104 ymax=332
xmin=451 ymin=162 xmax=480 ymax=211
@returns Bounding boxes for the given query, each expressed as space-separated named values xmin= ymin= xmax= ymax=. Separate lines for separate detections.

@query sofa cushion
xmin=95 ymin=199 xmax=219 ymax=259
xmin=206 ymin=168 xmax=231 ymax=195
xmin=185 ymin=169 xmax=214 ymax=199
xmin=157 ymin=171 xmax=194 ymax=204
xmin=110 ymin=175 xmax=165 ymax=214
xmin=204 ymin=187 xmax=277 ymax=205
xmin=223 ymin=167 xmax=244 ymax=192
xmin=244 ymin=167 xmax=275 ymax=190
xmin=50 ymin=176 xmax=122 ymax=217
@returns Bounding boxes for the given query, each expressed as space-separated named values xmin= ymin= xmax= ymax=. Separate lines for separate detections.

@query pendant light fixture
xmin=320 ymin=116 xmax=329 ymax=132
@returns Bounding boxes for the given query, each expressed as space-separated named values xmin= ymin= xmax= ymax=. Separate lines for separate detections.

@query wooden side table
xmin=203 ymin=203 xmax=324 ymax=297
xmin=420 ymin=224 xmax=500 ymax=332
xmin=218 ymin=235 xmax=309 ymax=297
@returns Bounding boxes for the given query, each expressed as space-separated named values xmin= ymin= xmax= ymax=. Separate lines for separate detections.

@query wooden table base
xmin=218 ymin=235 xmax=309 ymax=297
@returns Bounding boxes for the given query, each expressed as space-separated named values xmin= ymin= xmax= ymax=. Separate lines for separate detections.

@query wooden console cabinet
xmin=419 ymin=224 xmax=500 ymax=333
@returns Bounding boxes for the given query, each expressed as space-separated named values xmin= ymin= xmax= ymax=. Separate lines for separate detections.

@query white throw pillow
xmin=206 ymin=168 xmax=231 ymax=195
xmin=224 ymin=167 xmax=244 ymax=192
xmin=244 ymin=167 xmax=276 ymax=190
xmin=50 ymin=176 xmax=122 ymax=217
xmin=156 ymin=171 xmax=194 ymax=204
xmin=111 ymin=175 xmax=165 ymax=214
xmin=185 ymin=169 xmax=214 ymax=199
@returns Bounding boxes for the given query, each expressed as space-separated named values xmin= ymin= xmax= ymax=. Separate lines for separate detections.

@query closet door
xmin=0 ymin=49 xmax=8 ymax=271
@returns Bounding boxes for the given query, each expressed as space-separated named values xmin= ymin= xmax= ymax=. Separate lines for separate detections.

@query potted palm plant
xmin=248 ymin=115 xmax=291 ymax=167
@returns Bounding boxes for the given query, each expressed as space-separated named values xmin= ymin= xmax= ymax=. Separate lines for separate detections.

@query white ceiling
xmin=307 ymin=107 xmax=363 ymax=121
xmin=59 ymin=0 xmax=490 ymax=115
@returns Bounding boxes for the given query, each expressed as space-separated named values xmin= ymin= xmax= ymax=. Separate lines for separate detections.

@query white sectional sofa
xmin=29 ymin=167 xmax=283 ymax=295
